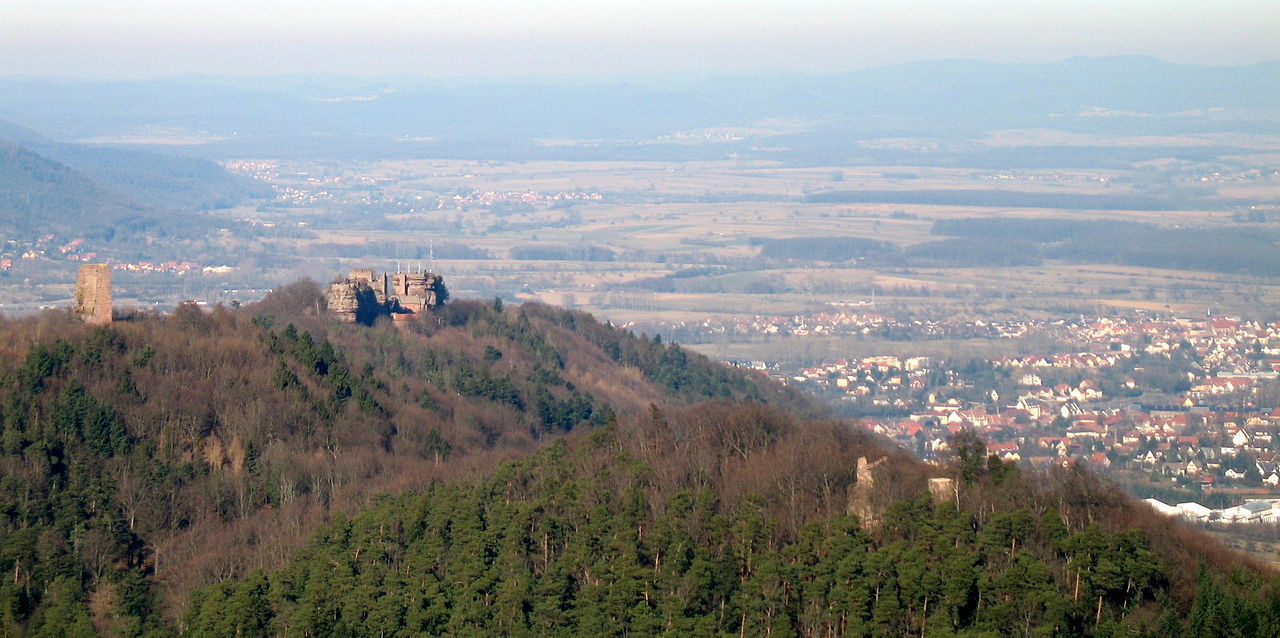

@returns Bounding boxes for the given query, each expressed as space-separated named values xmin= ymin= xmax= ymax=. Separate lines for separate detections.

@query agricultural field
xmin=13 ymin=128 xmax=1279 ymax=369
xmin=208 ymin=141 xmax=1280 ymax=365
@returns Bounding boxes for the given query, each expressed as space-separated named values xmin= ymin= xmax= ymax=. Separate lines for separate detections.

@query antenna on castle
xmin=429 ymin=239 xmax=434 ymax=272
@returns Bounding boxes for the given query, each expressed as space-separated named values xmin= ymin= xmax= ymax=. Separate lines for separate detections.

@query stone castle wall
xmin=326 ymin=267 xmax=446 ymax=325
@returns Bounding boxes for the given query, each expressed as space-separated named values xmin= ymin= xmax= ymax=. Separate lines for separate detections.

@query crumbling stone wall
xmin=847 ymin=456 xmax=886 ymax=526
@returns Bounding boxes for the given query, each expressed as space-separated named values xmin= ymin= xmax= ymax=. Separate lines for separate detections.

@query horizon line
xmin=3 ymin=55 xmax=1278 ymax=84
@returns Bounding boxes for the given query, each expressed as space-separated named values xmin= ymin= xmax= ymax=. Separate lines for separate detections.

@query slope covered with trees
xmin=0 ymin=141 xmax=157 ymax=239
xmin=0 ymin=282 xmax=1276 ymax=636
xmin=184 ymin=407 xmax=1280 ymax=637
xmin=0 ymin=282 xmax=810 ymax=635
xmin=0 ymin=130 xmax=266 ymax=244
xmin=29 ymin=142 xmax=271 ymax=212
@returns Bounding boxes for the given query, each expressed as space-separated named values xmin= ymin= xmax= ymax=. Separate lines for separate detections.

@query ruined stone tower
xmin=847 ymin=456 xmax=886 ymax=526
xmin=74 ymin=264 xmax=112 ymax=325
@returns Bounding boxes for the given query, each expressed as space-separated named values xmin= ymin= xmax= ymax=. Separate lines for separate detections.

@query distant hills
xmin=27 ymin=141 xmax=271 ymax=211
xmin=0 ymin=118 xmax=51 ymax=146
xmin=0 ymin=118 xmax=269 ymax=242
xmin=0 ymin=140 xmax=154 ymax=239
xmin=0 ymin=56 xmax=1276 ymax=162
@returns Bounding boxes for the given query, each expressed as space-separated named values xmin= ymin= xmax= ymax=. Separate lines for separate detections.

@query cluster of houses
xmin=435 ymin=189 xmax=604 ymax=211
xmin=788 ymin=354 xmax=932 ymax=403
xmin=110 ymin=261 xmax=202 ymax=274
xmin=16 ymin=236 xmax=102 ymax=263
xmin=741 ymin=313 xmax=1280 ymax=494
xmin=7 ymin=235 xmax=103 ymax=268
xmin=702 ymin=313 xmax=1280 ymax=365
xmin=864 ymin=402 xmax=1280 ymax=485
xmin=266 ymin=182 xmax=604 ymax=213
xmin=5 ymin=234 xmax=60 ymax=267
xmin=1 ymin=233 xmax=227 ymax=277
xmin=653 ymin=311 xmax=1033 ymax=341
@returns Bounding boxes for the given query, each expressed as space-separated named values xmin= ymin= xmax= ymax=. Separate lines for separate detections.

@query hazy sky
xmin=3 ymin=0 xmax=1277 ymax=78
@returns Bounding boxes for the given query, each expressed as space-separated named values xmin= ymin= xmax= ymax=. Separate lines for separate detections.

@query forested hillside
xmin=0 ymin=128 xmax=266 ymax=244
xmin=182 ymin=405 xmax=1280 ymax=637
xmin=0 ymin=283 xmax=810 ymax=635
xmin=29 ymin=143 xmax=271 ymax=212
xmin=0 ymin=141 xmax=156 ymax=239
xmin=0 ymin=282 xmax=1277 ymax=636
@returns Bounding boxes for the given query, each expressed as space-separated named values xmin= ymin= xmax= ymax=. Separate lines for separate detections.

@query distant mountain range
xmin=0 ymin=56 xmax=1276 ymax=162
xmin=0 ymin=119 xmax=269 ymax=241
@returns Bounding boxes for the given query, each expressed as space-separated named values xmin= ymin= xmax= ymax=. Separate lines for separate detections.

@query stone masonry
xmin=847 ymin=456 xmax=886 ymax=526
xmin=74 ymin=264 xmax=112 ymax=325
xmin=326 ymin=267 xmax=447 ymax=325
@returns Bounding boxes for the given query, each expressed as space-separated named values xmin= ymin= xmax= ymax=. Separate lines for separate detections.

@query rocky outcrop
xmin=326 ymin=281 xmax=360 ymax=323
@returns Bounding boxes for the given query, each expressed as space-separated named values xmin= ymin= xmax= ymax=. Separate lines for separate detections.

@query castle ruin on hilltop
xmin=74 ymin=264 xmax=112 ymax=325
xmin=326 ymin=267 xmax=448 ymax=325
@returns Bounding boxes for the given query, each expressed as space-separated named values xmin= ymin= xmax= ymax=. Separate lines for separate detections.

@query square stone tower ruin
xmin=74 ymin=264 xmax=112 ymax=325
